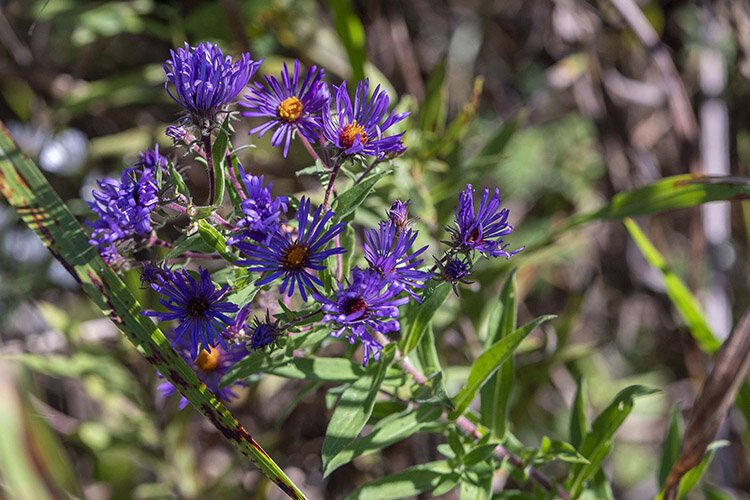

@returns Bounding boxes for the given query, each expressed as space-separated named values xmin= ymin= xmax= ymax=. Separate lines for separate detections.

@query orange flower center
xmin=339 ymin=121 xmax=368 ymax=149
xmin=283 ymin=243 xmax=308 ymax=270
xmin=195 ymin=347 xmax=221 ymax=373
xmin=277 ymin=96 xmax=303 ymax=122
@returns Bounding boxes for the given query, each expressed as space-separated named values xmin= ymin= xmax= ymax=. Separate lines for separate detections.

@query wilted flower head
xmin=143 ymin=267 xmax=238 ymax=358
xmin=316 ymin=268 xmax=409 ymax=365
xmin=164 ymin=42 xmax=260 ymax=130
xmin=449 ymin=184 xmax=522 ymax=258
xmin=322 ymin=79 xmax=408 ymax=158
xmin=165 ymin=125 xmax=188 ymax=144
xmin=227 ymin=171 xmax=288 ymax=246
xmin=364 ymin=222 xmax=431 ymax=299
xmin=236 ymin=197 xmax=346 ymax=301
xmin=140 ymin=262 xmax=168 ymax=289
xmin=158 ymin=340 xmax=249 ymax=410
xmin=87 ymin=164 xmax=160 ymax=263
xmin=241 ymin=60 xmax=328 ymax=157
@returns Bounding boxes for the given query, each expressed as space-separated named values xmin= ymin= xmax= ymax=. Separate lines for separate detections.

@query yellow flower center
xmin=339 ymin=121 xmax=368 ymax=149
xmin=283 ymin=243 xmax=308 ymax=270
xmin=277 ymin=96 xmax=303 ymax=122
xmin=195 ymin=347 xmax=221 ymax=373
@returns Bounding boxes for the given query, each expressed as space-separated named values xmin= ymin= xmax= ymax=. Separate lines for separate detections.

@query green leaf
xmin=326 ymin=0 xmax=366 ymax=83
xmin=0 ymin=124 xmax=305 ymax=498
xmin=450 ymin=315 xmax=555 ymax=419
xmin=462 ymin=443 xmax=498 ymax=467
xmin=340 ymin=224 xmax=356 ymax=278
xmin=526 ymin=175 xmax=750 ymax=254
xmin=332 ymin=168 xmax=390 ymax=223
xmin=163 ymin=232 xmax=215 ymax=260
xmin=266 ymin=358 xmax=367 ymax=382
xmin=567 ymin=385 xmax=659 ymax=497
xmin=197 ymin=219 xmax=237 ymax=263
xmin=325 ymin=404 xmax=443 ymax=476
xmin=322 ymin=348 xmax=394 ymax=473
xmin=344 ymin=460 xmax=457 ymax=500
xmin=534 ymin=436 xmax=590 ymax=465
xmin=624 ymin=218 xmax=720 ymax=353
xmin=209 ymin=120 xmax=229 ymax=207
xmin=570 ymin=378 xmax=589 ymax=450
xmin=655 ymin=440 xmax=729 ymax=500
xmin=419 ymin=59 xmax=447 ymax=132
xmin=400 ymin=282 xmax=451 ymax=355
xmin=480 ymin=271 xmax=517 ymax=437
xmin=658 ymin=405 xmax=683 ymax=487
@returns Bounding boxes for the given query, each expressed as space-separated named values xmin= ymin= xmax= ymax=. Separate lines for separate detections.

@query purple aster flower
xmin=87 ymin=164 xmax=160 ymax=263
xmin=143 ymin=267 xmax=238 ymax=358
xmin=364 ymin=222 xmax=431 ymax=299
xmin=235 ymin=197 xmax=346 ymax=301
xmin=449 ymin=184 xmax=523 ymax=258
xmin=241 ymin=60 xmax=328 ymax=157
xmin=137 ymin=145 xmax=168 ymax=170
xmin=227 ymin=171 xmax=288 ymax=246
xmin=163 ymin=42 xmax=260 ymax=129
xmin=388 ymin=200 xmax=412 ymax=233
xmin=322 ymin=79 xmax=408 ymax=158
xmin=158 ymin=340 xmax=249 ymax=410
xmin=315 ymin=268 xmax=409 ymax=365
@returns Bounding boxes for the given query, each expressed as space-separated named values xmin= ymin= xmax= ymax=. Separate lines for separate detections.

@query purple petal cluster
xmin=158 ymin=340 xmax=249 ymax=410
xmin=364 ymin=222 xmax=431 ymax=299
xmin=143 ymin=267 xmax=238 ymax=358
xmin=236 ymin=197 xmax=346 ymax=301
xmin=388 ymin=200 xmax=412 ymax=233
xmin=164 ymin=42 xmax=260 ymax=127
xmin=87 ymin=160 xmax=160 ymax=263
xmin=241 ymin=60 xmax=328 ymax=157
xmin=316 ymin=268 xmax=409 ymax=365
xmin=227 ymin=172 xmax=288 ymax=246
xmin=449 ymin=184 xmax=522 ymax=258
xmin=322 ymin=80 xmax=408 ymax=158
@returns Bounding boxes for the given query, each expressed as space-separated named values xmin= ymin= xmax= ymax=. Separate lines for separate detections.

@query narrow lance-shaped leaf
xmin=209 ymin=118 xmax=229 ymax=208
xmin=322 ymin=347 xmax=394 ymax=473
xmin=450 ymin=315 xmax=555 ymax=419
xmin=344 ymin=460 xmax=457 ymax=500
xmin=567 ymin=385 xmax=659 ymax=497
xmin=658 ymin=405 xmax=683 ymax=488
xmin=480 ymin=270 xmax=517 ymax=438
xmin=569 ymin=378 xmax=588 ymax=450
xmin=0 ymin=123 xmax=306 ymax=500
xmin=332 ymin=168 xmax=391 ymax=223
xmin=326 ymin=0 xmax=366 ymax=83
xmin=325 ymin=404 xmax=443 ymax=476
xmin=400 ymin=281 xmax=451 ymax=355
xmin=624 ymin=218 xmax=720 ymax=353
xmin=524 ymin=174 xmax=750 ymax=254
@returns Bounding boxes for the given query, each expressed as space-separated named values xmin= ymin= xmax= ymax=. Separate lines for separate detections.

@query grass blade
xmin=0 ymin=123 xmax=306 ymax=500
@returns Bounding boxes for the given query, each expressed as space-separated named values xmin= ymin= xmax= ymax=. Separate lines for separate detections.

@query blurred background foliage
xmin=1 ymin=0 xmax=750 ymax=498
